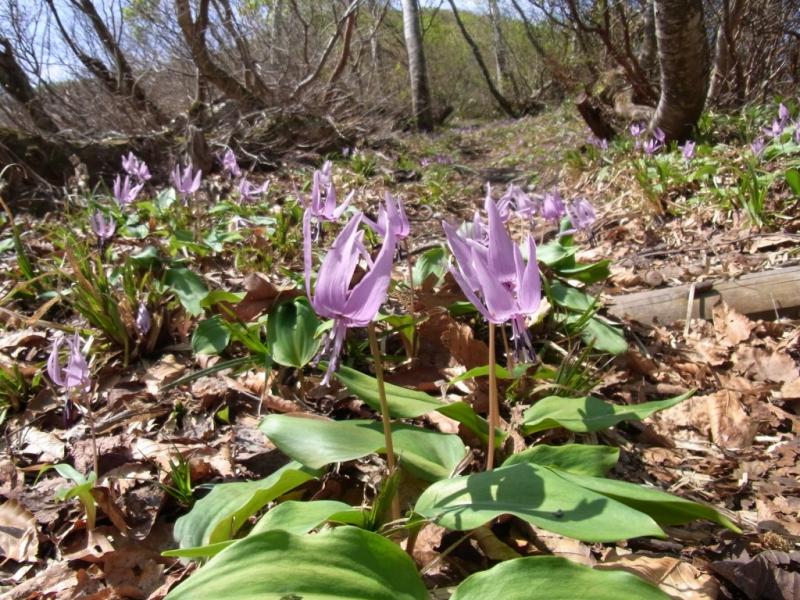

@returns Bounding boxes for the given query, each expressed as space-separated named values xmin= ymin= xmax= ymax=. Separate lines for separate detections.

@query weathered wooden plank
xmin=606 ymin=265 xmax=800 ymax=324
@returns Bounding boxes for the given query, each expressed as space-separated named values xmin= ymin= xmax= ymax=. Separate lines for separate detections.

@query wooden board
xmin=606 ymin=265 xmax=800 ymax=324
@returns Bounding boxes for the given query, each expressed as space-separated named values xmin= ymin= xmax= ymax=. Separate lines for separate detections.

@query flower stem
xmin=367 ymin=322 xmax=400 ymax=521
xmin=487 ymin=322 xmax=498 ymax=471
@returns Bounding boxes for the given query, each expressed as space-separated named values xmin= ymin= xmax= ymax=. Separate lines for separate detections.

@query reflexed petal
xmin=314 ymin=213 xmax=363 ymax=317
xmin=471 ymin=246 xmax=514 ymax=323
xmin=443 ymin=221 xmax=480 ymax=291
xmin=46 ymin=338 xmax=66 ymax=386
xmin=344 ymin=230 xmax=396 ymax=326
xmin=449 ymin=265 xmax=492 ymax=322
xmin=485 ymin=191 xmax=516 ymax=283
xmin=518 ymin=235 xmax=542 ymax=315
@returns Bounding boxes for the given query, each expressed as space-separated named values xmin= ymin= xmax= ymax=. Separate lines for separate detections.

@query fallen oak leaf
xmin=0 ymin=499 xmax=38 ymax=563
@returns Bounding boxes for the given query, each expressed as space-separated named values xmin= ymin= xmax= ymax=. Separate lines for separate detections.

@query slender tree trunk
xmin=0 ymin=38 xmax=59 ymax=133
xmin=175 ymin=0 xmax=263 ymax=110
xmin=637 ymin=0 xmax=657 ymax=79
xmin=706 ymin=0 xmax=746 ymax=105
xmin=488 ymin=0 xmax=513 ymax=97
xmin=400 ymin=0 xmax=434 ymax=131
xmin=446 ymin=0 xmax=518 ymax=118
xmin=650 ymin=0 xmax=710 ymax=141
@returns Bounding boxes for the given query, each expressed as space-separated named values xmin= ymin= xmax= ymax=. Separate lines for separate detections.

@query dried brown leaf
xmin=0 ymin=499 xmax=38 ymax=563
xmin=713 ymin=302 xmax=754 ymax=346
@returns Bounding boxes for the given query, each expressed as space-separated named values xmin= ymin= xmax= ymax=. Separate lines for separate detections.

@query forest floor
xmin=1 ymin=104 xmax=799 ymax=599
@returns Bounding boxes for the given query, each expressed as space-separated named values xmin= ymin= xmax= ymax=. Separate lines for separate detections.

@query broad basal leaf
xmin=335 ymin=365 xmax=502 ymax=445
xmin=165 ymin=527 xmax=428 ymax=600
xmin=552 ymin=469 xmax=741 ymax=532
xmin=502 ymin=444 xmax=619 ymax=477
xmin=173 ymin=462 xmax=317 ymax=548
xmin=165 ymin=267 xmax=208 ymax=317
xmin=521 ymin=392 xmax=692 ymax=434
xmin=451 ymin=556 xmax=669 ymax=600
xmin=266 ymin=297 xmax=321 ymax=368
xmin=260 ymin=414 xmax=467 ymax=482
xmin=414 ymin=462 xmax=665 ymax=542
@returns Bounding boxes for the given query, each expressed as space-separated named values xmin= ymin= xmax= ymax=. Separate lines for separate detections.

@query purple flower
xmin=113 ymin=175 xmax=143 ymax=206
xmin=304 ymin=212 xmax=396 ymax=385
xmin=541 ymin=189 xmax=565 ymax=222
xmin=653 ymin=127 xmax=666 ymax=144
xmin=171 ymin=164 xmax=202 ymax=199
xmin=443 ymin=194 xmax=541 ymax=357
xmin=763 ymin=119 xmax=785 ymax=138
xmin=222 ymin=149 xmax=242 ymax=178
xmin=778 ymin=103 xmax=790 ymax=125
xmin=302 ymin=166 xmax=352 ymax=223
xmin=47 ymin=333 xmax=91 ymax=393
xmin=365 ymin=192 xmax=410 ymax=240
xmin=238 ymin=178 xmax=270 ymax=202
xmin=642 ymin=137 xmax=663 ymax=156
xmin=136 ymin=304 xmax=151 ymax=337
xmin=121 ymin=152 xmax=151 ymax=182
xmin=681 ymin=140 xmax=696 ymax=161
xmin=567 ymin=197 xmax=596 ymax=231
xmin=90 ymin=212 xmax=116 ymax=244
xmin=630 ymin=123 xmax=645 ymax=137
xmin=751 ymin=137 xmax=766 ymax=157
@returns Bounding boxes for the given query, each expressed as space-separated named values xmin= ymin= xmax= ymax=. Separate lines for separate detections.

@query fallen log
xmin=607 ymin=265 xmax=800 ymax=324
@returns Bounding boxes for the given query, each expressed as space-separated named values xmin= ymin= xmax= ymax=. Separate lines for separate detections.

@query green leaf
xmin=128 ymin=245 xmax=160 ymax=268
xmin=414 ymin=463 xmax=665 ymax=542
xmin=552 ymin=469 xmax=741 ymax=532
xmin=192 ymin=316 xmax=231 ymax=355
xmin=165 ymin=267 xmax=208 ymax=317
xmin=451 ymin=556 xmax=669 ymax=600
xmin=260 ymin=415 xmax=467 ymax=482
xmin=155 ymin=188 xmax=176 ymax=212
xmin=164 ymin=527 xmax=428 ymax=600
xmin=412 ymin=246 xmax=448 ymax=286
xmin=335 ymin=365 xmax=502 ymax=445
xmin=502 ymin=444 xmax=619 ymax=477
xmin=521 ymin=392 xmax=692 ymax=434
xmin=266 ymin=297 xmax=322 ymax=368
xmin=565 ymin=313 xmax=628 ymax=354
xmin=538 ymin=240 xmax=577 ymax=267
xmin=556 ymin=260 xmax=611 ymax=284
xmin=447 ymin=363 xmax=532 ymax=385
xmin=786 ymin=168 xmax=800 ymax=196
xmin=173 ymin=462 xmax=317 ymax=548
xmin=164 ymin=500 xmax=362 ymax=560
xmin=550 ymin=282 xmax=596 ymax=312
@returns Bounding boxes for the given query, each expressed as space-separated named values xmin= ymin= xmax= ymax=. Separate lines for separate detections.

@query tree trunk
xmin=650 ymin=0 xmax=710 ymax=141
xmin=400 ymin=0 xmax=434 ymax=131
xmin=637 ymin=0 xmax=657 ymax=79
xmin=488 ymin=0 xmax=513 ymax=97
xmin=175 ymin=0 xmax=263 ymax=111
xmin=706 ymin=0 xmax=746 ymax=105
xmin=0 ymin=37 xmax=59 ymax=133
xmin=446 ymin=0 xmax=518 ymax=118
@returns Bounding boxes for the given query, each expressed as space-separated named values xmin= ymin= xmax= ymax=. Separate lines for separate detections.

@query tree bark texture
xmin=0 ymin=37 xmax=59 ymax=133
xmin=651 ymin=0 xmax=710 ymax=141
xmin=706 ymin=0 xmax=746 ymax=105
xmin=488 ymin=0 xmax=513 ymax=97
xmin=400 ymin=0 xmax=434 ymax=131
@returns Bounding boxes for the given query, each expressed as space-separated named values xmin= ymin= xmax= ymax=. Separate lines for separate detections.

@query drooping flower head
xmin=47 ymin=333 xmax=91 ymax=394
xmin=764 ymin=119 xmax=785 ymax=138
xmin=222 ymin=149 xmax=242 ymax=178
xmin=302 ymin=165 xmax=352 ymax=224
xmin=136 ymin=304 xmax=151 ymax=337
xmin=681 ymin=140 xmax=696 ymax=161
xmin=113 ymin=175 xmax=143 ymax=207
xmin=444 ymin=194 xmax=541 ymax=359
xmin=90 ymin=211 xmax=116 ymax=246
xmin=652 ymin=128 xmax=666 ymax=144
xmin=238 ymin=178 xmax=270 ymax=203
xmin=642 ymin=137 xmax=663 ymax=156
xmin=567 ymin=197 xmax=596 ymax=231
xmin=751 ymin=137 xmax=766 ymax=158
xmin=778 ymin=103 xmax=790 ymax=126
xmin=365 ymin=192 xmax=410 ymax=240
xmin=304 ymin=212 xmax=396 ymax=385
xmin=630 ymin=123 xmax=645 ymax=138
xmin=171 ymin=163 xmax=202 ymax=200
xmin=121 ymin=152 xmax=151 ymax=182
xmin=541 ymin=189 xmax=565 ymax=222
xmin=588 ymin=135 xmax=608 ymax=151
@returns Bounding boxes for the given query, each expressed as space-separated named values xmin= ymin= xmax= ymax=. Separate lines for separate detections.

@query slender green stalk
xmin=367 ymin=322 xmax=400 ymax=521
xmin=487 ymin=322 xmax=498 ymax=470
xmin=404 ymin=241 xmax=418 ymax=358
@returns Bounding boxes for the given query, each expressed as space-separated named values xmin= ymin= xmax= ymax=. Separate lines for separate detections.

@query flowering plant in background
xmin=567 ymin=197 xmax=596 ymax=232
xmin=304 ymin=213 xmax=396 ymax=386
xmin=47 ymin=333 xmax=91 ymax=394
xmin=751 ymin=137 xmax=766 ymax=158
xmin=630 ymin=123 xmax=644 ymax=138
xmin=237 ymin=178 xmax=270 ymax=203
xmin=136 ymin=304 xmax=151 ymax=337
xmin=364 ymin=192 xmax=410 ymax=240
xmin=171 ymin=163 xmax=202 ymax=201
xmin=302 ymin=164 xmax=352 ymax=224
xmin=681 ymin=140 xmax=696 ymax=161
xmin=541 ymin=189 xmax=565 ymax=223
xmin=222 ymin=149 xmax=242 ymax=178
xmin=121 ymin=152 xmax=151 ymax=182
xmin=588 ymin=135 xmax=608 ymax=151
xmin=90 ymin=212 xmax=116 ymax=247
xmin=113 ymin=175 xmax=143 ymax=206
xmin=642 ymin=137 xmax=662 ymax=156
